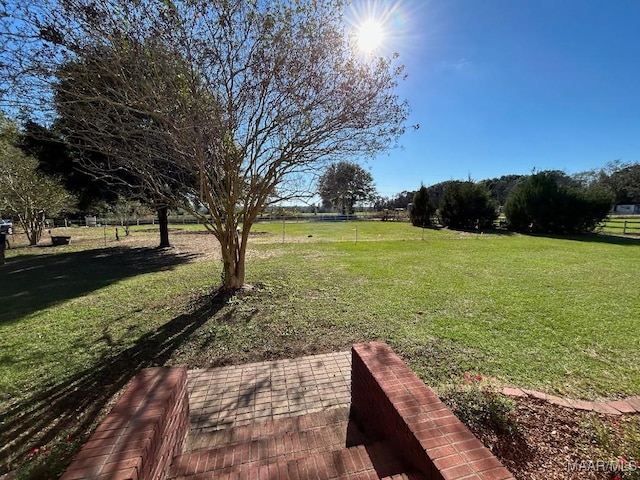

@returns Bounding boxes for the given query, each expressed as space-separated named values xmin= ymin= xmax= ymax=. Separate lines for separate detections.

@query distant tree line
xmin=313 ymin=159 xmax=637 ymax=235
xmin=384 ymin=162 xmax=639 ymax=215
xmin=403 ymin=162 xmax=639 ymax=235
xmin=573 ymin=160 xmax=640 ymax=205
xmin=373 ymin=190 xmax=415 ymax=211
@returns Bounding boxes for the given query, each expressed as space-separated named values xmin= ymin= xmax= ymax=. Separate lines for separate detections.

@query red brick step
xmin=170 ymin=443 xmax=425 ymax=480
xmin=169 ymin=404 xmax=424 ymax=479
xmin=170 ymin=422 xmax=353 ymax=475
xmin=184 ymin=406 xmax=355 ymax=454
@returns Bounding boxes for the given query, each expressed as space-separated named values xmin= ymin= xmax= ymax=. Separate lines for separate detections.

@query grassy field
xmin=246 ymin=221 xmax=640 ymax=397
xmin=1 ymin=221 xmax=639 ymax=474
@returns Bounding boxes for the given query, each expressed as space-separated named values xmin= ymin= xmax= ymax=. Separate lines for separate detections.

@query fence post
xmin=623 ymin=220 xmax=627 ymax=234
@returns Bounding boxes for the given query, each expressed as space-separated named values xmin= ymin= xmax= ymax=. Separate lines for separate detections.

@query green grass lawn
xmin=243 ymin=221 xmax=640 ymax=396
xmin=1 ymin=221 xmax=639 ymax=475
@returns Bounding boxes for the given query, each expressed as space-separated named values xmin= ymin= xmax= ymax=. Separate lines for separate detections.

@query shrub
xmin=504 ymin=171 xmax=614 ymax=234
xmin=581 ymin=415 xmax=640 ymax=480
xmin=440 ymin=373 xmax=520 ymax=436
xmin=439 ymin=181 xmax=497 ymax=230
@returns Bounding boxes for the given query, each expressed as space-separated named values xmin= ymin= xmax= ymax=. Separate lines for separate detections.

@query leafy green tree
xmin=410 ymin=184 xmax=435 ymax=226
xmin=0 ymin=132 xmax=75 ymax=245
xmin=439 ymin=181 xmax=497 ymax=230
xmin=0 ymin=0 xmax=407 ymax=289
xmin=19 ymin=121 xmax=120 ymax=211
xmin=426 ymin=180 xmax=457 ymax=209
xmin=318 ymin=161 xmax=377 ymax=215
xmin=479 ymin=175 xmax=526 ymax=206
xmin=504 ymin=171 xmax=614 ymax=234
xmin=604 ymin=162 xmax=640 ymax=205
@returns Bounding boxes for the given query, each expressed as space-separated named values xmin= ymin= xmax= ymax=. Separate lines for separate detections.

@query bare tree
xmin=0 ymin=0 xmax=408 ymax=290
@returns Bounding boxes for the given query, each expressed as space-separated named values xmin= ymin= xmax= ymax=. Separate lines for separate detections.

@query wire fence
xmin=25 ymin=213 xmax=640 ymax=238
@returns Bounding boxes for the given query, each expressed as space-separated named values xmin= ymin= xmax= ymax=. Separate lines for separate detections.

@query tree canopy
xmin=0 ymin=0 xmax=408 ymax=289
xmin=19 ymin=121 xmax=118 ymax=212
xmin=318 ymin=161 xmax=377 ymax=214
xmin=602 ymin=162 xmax=640 ymax=205
xmin=479 ymin=175 xmax=525 ymax=206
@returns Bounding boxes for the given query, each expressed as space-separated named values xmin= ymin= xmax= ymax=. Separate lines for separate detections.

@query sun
xmin=349 ymin=1 xmax=409 ymax=55
xmin=357 ymin=19 xmax=385 ymax=52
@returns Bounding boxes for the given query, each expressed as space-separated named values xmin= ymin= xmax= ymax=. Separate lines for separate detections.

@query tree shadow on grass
xmin=524 ymin=232 xmax=640 ymax=246
xmin=441 ymin=226 xmax=516 ymax=237
xmin=0 ymin=290 xmax=231 ymax=475
xmin=0 ymin=246 xmax=198 ymax=325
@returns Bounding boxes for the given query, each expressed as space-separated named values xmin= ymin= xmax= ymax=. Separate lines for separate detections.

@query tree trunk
xmin=0 ymin=234 xmax=6 ymax=265
xmin=157 ymin=205 xmax=170 ymax=248
xmin=220 ymin=230 xmax=248 ymax=291
xmin=221 ymin=256 xmax=246 ymax=290
xmin=22 ymin=214 xmax=42 ymax=246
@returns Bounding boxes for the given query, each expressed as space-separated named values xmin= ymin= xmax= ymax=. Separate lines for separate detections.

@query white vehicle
xmin=0 ymin=219 xmax=13 ymax=235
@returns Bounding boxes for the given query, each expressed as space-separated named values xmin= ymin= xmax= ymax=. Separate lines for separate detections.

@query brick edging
xmin=61 ymin=366 xmax=189 ymax=480
xmin=501 ymin=387 xmax=640 ymax=415
xmin=352 ymin=342 xmax=515 ymax=480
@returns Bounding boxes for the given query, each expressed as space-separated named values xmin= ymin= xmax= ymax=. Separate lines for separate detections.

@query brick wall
xmin=351 ymin=342 xmax=514 ymax=480
xmin=61 ymin=366 xmax=189 ymax=480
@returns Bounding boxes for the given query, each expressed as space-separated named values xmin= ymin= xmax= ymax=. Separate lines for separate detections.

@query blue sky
xmin=353 ymin=0 xmax=640 ymax=197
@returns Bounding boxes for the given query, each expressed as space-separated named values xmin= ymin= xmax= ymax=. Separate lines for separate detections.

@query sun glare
xmin=349 ymin=1 xmax=411 ymax=56
xmin=357 ymin=19 xmax=384 ymax=52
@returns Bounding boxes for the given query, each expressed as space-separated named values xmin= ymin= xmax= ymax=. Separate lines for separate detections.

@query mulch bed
xmin=474 ymin=396 xmax=632 ymax=480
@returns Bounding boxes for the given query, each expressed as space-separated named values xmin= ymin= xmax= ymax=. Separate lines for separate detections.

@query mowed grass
xmin=243 ymin=222 xmax=640 ymax=398
xmin=1 ymin=221 xmax=639 ymax=473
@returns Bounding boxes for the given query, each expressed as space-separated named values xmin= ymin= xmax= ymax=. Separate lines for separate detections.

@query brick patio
xmin=186 ymin=351 xmax=352 ymax=433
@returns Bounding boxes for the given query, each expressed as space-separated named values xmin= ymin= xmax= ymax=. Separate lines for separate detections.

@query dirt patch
xmin=165 ymin=233 xmax=221 ymax=261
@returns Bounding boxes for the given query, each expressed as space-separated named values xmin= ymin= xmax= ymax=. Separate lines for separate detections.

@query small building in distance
xmin=612 ymin=204 xmax=640 ymax=215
